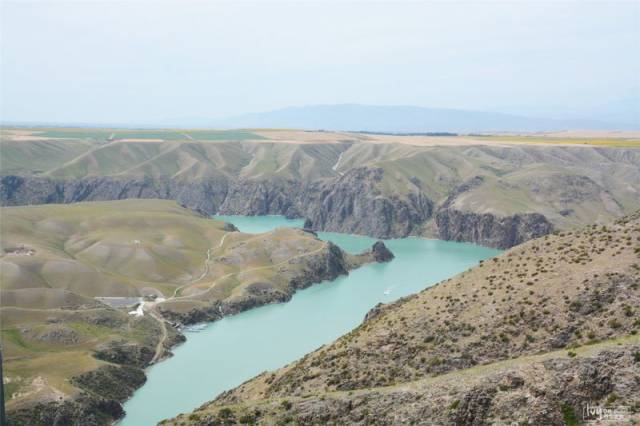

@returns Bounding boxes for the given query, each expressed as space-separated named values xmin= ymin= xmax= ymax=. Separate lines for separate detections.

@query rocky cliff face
xmin=7 ymin=394 xmax=125 ymax=426
xmin=216 ymin=178 xmax=301 ymax=218
xmin=0 ymin=170 xmax=434 ymax=240
xmin=370 ymin=241 xmax=394 ymax=262
xmin=0 ymin=171 xmax=550 ymax=249
xmin=435 ymin=209 xmax=554 ymax=249
xmin=0 ymin=175 xmax=229 ymax=214
xmin=3 ymin=141 xmax=640 ymax=248
xmin=433 ymin=175 xmax=555 ymax=249
xmin=7 ymin=364 xmax=155 ymax=426
xmin=300 ymin=168 xmax=433 ymax=238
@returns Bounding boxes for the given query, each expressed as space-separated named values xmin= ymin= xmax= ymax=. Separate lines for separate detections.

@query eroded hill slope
xmin=166 ymin=211 xmax=640 ymax=425
xmin=2 ymin=129 xmax=639 ymax=248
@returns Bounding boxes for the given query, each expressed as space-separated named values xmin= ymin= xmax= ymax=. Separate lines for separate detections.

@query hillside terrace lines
xmin=113 ymin=142 xmax=183 ymax=176
xmin=149 ymin=307 xmax=169 ymax=364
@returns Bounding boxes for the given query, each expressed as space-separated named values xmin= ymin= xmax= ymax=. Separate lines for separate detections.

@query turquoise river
xmin=120 ymin=215 xmax=501 ymax=425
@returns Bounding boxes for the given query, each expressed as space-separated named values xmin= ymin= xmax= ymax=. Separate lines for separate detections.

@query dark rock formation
xmin=0 ymin=169 xmax=435 ymax=241
xmin=70 ymin=365 xmax=146 ymax=402
xmin=440 ymin=175 xmax=485 ymax=210
xmin=159 ymin=302 xmax=224 ymax=326
xmin=0 ymin=175 xmax=228 ymax=215
xmin=93 ymin=341 xmax=155 ymax=368
xmin=5 ymin=310 xmax=182 ymax=426
xmin=301 ymin=168 xmax=434 ymax=238
xmin=220 ymin=222 xmax=239 ymax=232
xmin=430 ymin=175 xmax=557 ymax=248
xmin=217 ymin=178 xmax=301 ymax=217
xmin=0 ymin=171 xmax=553 ymax=248
xmin=6 ymin=394 xmax=124 ymax=426
xmin=435 ymin=209 xmax=554 ymax=249
xmin=371 ymin=241 xmax=394 ymax=262
xmin=7 ymin=365 xmax=147 ymax=426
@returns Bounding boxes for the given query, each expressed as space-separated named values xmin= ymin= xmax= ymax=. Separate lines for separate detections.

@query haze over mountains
xmin=5 ymin=102 xmax=638 ymax=133
xmin=205 ymin=103 xmax=638 ymax=133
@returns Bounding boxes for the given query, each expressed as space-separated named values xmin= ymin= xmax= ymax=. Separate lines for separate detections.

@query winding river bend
xmin=120 ymin=216 xmax=500 ymax=425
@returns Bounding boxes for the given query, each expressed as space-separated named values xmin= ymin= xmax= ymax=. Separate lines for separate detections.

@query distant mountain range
xmin=211 ymin=104 xmax=638 ymax=133
xmin=4 ymin=102 xmax=637 ymax=133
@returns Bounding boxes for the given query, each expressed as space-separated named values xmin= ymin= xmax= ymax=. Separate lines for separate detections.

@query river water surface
xmin=120 ymin=216 xmax=500 ymax=425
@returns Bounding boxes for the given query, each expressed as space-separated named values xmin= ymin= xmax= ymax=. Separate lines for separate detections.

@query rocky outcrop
xmin=93 ymin=341 xmax=156 ymax=368
xmin=300 ymin=168 xmax=433 ymax=238
xmin=440 ymin=175 xmax=485 ymax=210
xmin=216 ymin=178 xmax=301 ymax=218
xmin=0 ymin=171 xmax=553 ymax=248
xmin=7 ymin=365 xmax=147 ymax=426
xmin=3 ymin=141 xmax=639 ymax=248
xmin=432 ymin=175 xmax=555 ymax=249
xmin=435 ymin=209 xmax=554 ymax=249
xmin=7 ymin=394 xmax=125 ymax=426
xmin=168 ymin=345 xmax=640 ymax=426
xmin=159 ymin=241 xmax=394 ymax=326
xmin=71 ymin=365 xmax=146 ymax=402
xmin=159 ymin=302 xmax=224 ymax=325
xmin=4 ymin=307 xmax=179 ymax=426
xmin=0 ymin=170 xmax=433 ymax=239
xmin=371 ymin=241 xmax=394 ymax=262
xmin=286 ymin=242 xmax=350 ymax=288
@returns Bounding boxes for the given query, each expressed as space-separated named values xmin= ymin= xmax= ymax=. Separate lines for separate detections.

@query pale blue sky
xmin=1 ymin=1 xmax=638 ymax=125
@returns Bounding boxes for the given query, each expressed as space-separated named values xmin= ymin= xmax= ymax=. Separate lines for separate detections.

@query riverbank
xmin=119 ymin=217 xmax=499 ymax=425
xmin=1 ymin=202 xmax=390 ymax=426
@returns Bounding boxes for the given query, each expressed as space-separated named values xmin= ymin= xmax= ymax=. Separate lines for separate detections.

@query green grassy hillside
xmin=1 ymin=200 xmax=230 ymax=297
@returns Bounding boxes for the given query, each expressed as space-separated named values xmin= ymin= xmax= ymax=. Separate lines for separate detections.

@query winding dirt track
xmin=149 ymin=308 xmax=168 ymax=364
xmin=149 ymin=232 xmax=228 ymax=363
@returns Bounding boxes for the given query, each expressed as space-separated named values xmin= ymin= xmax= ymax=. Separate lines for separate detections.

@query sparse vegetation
xmin=164 ymin=211 xmax=640 ymax=425
xmin=561 ymin=403 xmax=580 ymax=426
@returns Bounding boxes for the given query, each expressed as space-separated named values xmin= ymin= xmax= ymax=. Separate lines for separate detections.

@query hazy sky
xmin=1 ymin=1 xmax=639 ymax=125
